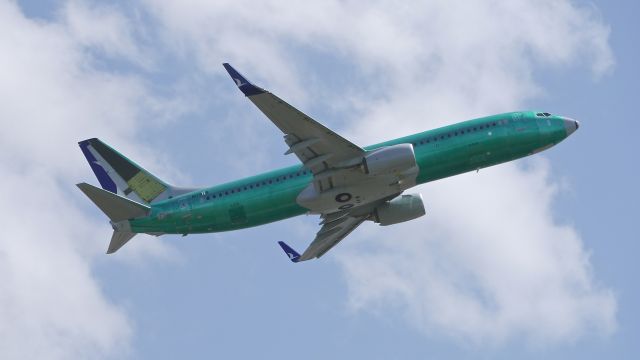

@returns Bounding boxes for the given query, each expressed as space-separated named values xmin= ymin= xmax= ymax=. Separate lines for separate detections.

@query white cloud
xmin=63 ymin=0 xmax=152 ymax=69
xmin=338 ymin=160 xmax=616 ymax=344
xmin=141 ymin=0 xmax=617 ymax=345
xmin=0 ymin=170 xmax=131 ymax=360
xmin=0 ymin=1 xmax=176 ymax=358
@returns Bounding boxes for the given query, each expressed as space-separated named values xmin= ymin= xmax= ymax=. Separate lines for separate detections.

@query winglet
xmin=222 ymin=63 xmax=266 ymax=97
xmin=278 ymin=241 xmax=301 ymax=263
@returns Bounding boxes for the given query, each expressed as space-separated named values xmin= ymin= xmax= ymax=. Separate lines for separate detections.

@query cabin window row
xmin=412 ymin=120 xmax=505 ymax=147
xmin=199 ymin=169 xmax=312 ymax=200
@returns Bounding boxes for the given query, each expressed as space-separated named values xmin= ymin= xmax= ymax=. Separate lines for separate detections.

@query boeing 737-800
xmin=77 ymin=63 xmax=579 ymax=262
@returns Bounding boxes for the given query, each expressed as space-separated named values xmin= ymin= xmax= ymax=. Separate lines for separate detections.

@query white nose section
xmin=563 ymin=118 xmax=579 ymax=136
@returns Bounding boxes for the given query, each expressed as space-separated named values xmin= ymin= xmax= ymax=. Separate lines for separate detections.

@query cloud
xmin=141 ymin=0 xmax=616 ymax=345
xmin=338 ymin=160 xmax=616 ymax=344
xmin=0 ymin=2 xmax=176 ymax=358
xmin=62 ymin=0 xmax=151 ymax=68
xmin=0 ymin=169 xmax=131 ymax=360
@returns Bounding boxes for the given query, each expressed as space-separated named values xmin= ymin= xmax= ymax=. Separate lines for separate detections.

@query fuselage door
xmin=176 ymin=194 xmax=195 ymax=234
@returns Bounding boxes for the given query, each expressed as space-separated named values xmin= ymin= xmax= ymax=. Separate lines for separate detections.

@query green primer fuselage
xmin=130 ymin=111 xmax=570 ymax=235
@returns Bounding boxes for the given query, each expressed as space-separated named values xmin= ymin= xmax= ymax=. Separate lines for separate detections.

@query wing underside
xmin=299 ymin=213 xmax=368 ymax=261
xmin=222 ymin=63 xmax=364 ymax=175
xmin=223 ymin=63 xmax=378 ymax=262
xmin=249 ymin=93 xmax=364 ymax=173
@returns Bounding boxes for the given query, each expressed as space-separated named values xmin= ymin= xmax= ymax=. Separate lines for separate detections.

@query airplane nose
xmin=563 ymin=118 xmax=579 ymax=136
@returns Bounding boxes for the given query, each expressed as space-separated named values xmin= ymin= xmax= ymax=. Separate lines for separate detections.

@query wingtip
xmin=76 ymin=182 xmax=95 ymax=193
xmin=78 ymin=137 xmax=97 ymax=145
xmin=222 ymin=62 xmax=266 ymax=97
xmin=278 ymin=241 xmax=301 ymax=263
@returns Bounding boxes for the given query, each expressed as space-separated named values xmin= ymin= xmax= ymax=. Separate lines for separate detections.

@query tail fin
xmin=77 ymin=182 xmax=150 ymax=253
xmin=78 ymin=138 xmax=194 ymax=204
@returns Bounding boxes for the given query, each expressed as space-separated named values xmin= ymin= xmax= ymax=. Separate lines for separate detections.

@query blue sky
xmin=1 ymin=0 xmax=638 ymax=359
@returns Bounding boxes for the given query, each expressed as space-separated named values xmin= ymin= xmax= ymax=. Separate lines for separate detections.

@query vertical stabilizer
xmin=78 ymin=138 xmax=196 ymax=204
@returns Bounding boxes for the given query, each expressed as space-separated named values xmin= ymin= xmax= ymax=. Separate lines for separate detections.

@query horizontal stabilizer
xmin=278 ymin=241 xmax=301 ymax=263
xmin=77 ymin=182 xmax=150 ymax=222
xmin=108 ymin=230 xmax=136 ymax=254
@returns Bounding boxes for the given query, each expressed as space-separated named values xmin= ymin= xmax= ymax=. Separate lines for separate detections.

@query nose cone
xmin=563 ymin=117 xmax=579 ymax=136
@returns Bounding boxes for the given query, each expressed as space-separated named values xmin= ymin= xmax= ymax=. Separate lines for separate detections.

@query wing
xmin=223 ymin=63 xmax=374 ymax=262
xmin=278 ymin=211 xmax=369 ymax=262
xmin=222 ymin=63 xmax=365 ymax=174
xmin=302 ymin=213 xmax=368 ymax=261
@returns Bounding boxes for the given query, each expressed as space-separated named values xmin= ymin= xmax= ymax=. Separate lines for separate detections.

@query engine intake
xmin=363 ymin=143 xmax=417 ymax=176
xmin=374 ymin=193 xmax=426 ymax=226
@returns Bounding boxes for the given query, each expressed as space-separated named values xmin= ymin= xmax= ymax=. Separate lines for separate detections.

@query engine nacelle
xmin=374 ymin=193 xmax=426 ymax=226
xmin=363 ymin=144 xmax=417 ymax=176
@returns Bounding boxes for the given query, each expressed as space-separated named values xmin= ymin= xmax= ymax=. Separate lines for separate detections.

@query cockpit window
xmin=536 ymin=112 xmax=552 ymax=117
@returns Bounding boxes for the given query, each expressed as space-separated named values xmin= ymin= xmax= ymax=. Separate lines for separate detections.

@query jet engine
xmin=373 ymin=193 xmax=426 ymax=226
xmin=362 ymin=144 xmax=417 ymax=176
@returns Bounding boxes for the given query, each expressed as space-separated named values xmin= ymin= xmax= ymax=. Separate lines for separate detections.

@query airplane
xmin=76 ymin=63 xmax=579 ymax=263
